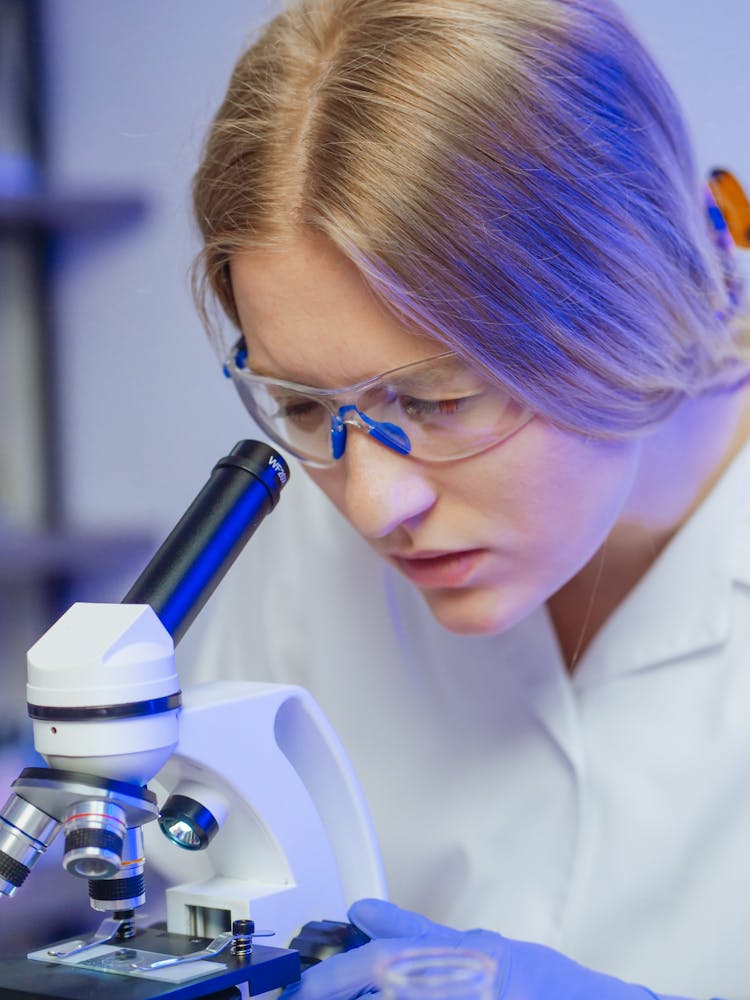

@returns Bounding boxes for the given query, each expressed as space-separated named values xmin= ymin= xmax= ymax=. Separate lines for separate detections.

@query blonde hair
xmin=192 ymin=0 xmax=750 ymax=437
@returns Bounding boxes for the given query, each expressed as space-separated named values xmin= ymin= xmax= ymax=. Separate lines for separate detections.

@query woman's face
xmin=230 ymin=232 xmax=642 ymax=635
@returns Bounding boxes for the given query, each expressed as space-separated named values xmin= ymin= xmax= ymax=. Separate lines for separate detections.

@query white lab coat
xmin=188 ymin=439 xmax=750 ymax=1000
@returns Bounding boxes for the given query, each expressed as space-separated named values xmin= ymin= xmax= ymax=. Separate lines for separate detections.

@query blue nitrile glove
xmin=280 ymin=898 xmax=709 ymax=1000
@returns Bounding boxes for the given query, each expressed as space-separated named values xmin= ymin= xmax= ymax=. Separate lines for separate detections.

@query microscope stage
xmin=0 ymin=926 xmax=300 ymax=999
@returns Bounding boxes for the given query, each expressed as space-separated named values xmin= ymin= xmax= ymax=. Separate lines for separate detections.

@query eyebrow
xmin=246 ymin=357 xmax=348 ymax=388
xmin=239 ymin=342 xmax=464 ymax=390
xmin=386 ymin=357 xmax=468 ymax=388
xmin=240 ymin=348 xmax=308 ymax=383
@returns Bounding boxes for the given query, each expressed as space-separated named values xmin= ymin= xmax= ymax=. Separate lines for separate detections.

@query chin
xmin=420 ymin=585 xmax=539 ymax=637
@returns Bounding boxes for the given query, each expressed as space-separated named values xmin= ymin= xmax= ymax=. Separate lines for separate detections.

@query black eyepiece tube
xmin=122 ymin=440 xmax=289 ymax=645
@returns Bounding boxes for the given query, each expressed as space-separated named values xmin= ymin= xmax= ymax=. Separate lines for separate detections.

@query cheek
xmin=482 ymin=426 xmax=641 ymax=568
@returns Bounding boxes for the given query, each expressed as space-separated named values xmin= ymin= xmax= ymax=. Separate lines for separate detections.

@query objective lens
xmin=0 ymin=793 xmax=61 ymax=897
xmin=89 ymin=827 xmax=146 ymax=912
xmin=62 ymin=799 xmax=127 ymax=879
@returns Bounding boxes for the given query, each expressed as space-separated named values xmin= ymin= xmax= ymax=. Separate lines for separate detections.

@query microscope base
xmin=0 ymin=926 xmax=300 ymax=999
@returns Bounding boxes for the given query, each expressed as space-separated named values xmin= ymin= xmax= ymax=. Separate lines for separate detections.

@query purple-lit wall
xmin=0 ymin=0 xmax=746 ymax=962
xmin=44 ymin=0 xmax=749 ymax=536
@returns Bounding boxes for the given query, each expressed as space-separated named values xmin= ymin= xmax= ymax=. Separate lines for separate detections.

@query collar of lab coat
xmin=568 ymin=437 xmax=750 ymax=689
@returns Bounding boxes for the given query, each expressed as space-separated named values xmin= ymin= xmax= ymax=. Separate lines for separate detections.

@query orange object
xmin=708 ymin=168 xmax=750 ymax=248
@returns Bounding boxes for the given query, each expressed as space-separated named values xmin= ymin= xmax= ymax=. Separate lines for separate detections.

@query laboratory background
xmin=1 ymin=0 xmax=749 ymax=959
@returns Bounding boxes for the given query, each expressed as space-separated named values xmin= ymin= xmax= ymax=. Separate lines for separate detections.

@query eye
xmin=276 ymin=398 xmax=328 ymax=432
xmin=399 ymin=395 xmax=469 ymax=422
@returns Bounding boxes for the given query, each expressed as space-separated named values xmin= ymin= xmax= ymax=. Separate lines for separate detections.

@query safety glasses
xmin=223 ymin=343 xmax=533 ymax=467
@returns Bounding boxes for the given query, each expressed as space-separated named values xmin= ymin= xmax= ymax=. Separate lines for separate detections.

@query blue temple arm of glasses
xmin=332 ymin=405 xmax=411 ymax=460
xmin=222 ymin=344 xmax=248 ymax=378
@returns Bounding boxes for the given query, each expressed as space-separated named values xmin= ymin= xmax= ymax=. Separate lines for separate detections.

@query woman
xmin=188 ymin=0 xmax=750 ymax=995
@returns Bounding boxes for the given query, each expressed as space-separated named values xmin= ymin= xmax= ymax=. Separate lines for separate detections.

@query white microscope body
xmin=0 ymin=442 xmax=386 ymax=998
xmin=22 ymin=602 xmax=385 ymax=944
xmin=149 ymin=680 xmax=386 ymax=947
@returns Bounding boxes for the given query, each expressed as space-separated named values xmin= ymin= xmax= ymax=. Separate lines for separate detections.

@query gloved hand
xmin=280 ymin=898 xmax=699 ymax=1000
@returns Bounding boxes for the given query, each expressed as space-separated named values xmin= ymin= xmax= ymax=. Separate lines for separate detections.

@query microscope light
xmin=162 ymin=818 xmax=202 ymax=850
xmin=158 ymin=793 xmax=219 ymax=851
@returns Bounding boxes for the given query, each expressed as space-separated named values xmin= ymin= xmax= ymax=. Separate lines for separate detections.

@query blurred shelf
xmin=0 ymin=529 xmax=154 ymax=581
xmin=0 ymin=190 xmax=149 ymax=235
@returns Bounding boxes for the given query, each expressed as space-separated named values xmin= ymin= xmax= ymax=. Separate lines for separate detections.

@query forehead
xmin=229 ymin=231 xmax=442 ymax=386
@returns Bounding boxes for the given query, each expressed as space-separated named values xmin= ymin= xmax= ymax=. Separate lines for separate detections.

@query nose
xmin=341 ymin=428 xmax=437 ymax=540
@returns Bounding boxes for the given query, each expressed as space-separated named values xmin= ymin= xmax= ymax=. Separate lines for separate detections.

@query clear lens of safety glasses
xmin=224 ymin=348 xmax=533 ymax=467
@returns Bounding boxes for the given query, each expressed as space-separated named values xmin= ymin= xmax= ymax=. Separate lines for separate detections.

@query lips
xmin=390 ymin=549 xmax=486 ymax=588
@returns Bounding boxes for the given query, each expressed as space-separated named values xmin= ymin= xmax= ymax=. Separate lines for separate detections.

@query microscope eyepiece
xmin=123 ymin=440 xmax=290 ymax=644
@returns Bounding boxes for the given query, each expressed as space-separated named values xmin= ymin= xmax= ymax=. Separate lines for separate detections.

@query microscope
xmin=0 ymin=441 xmax=386 ymax=999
